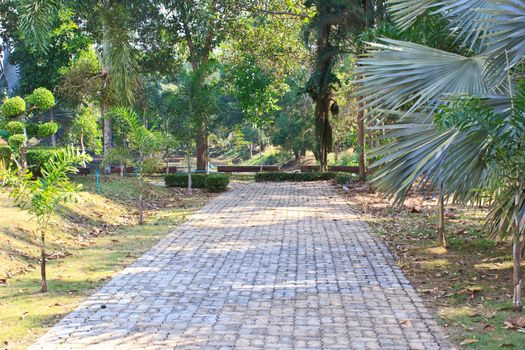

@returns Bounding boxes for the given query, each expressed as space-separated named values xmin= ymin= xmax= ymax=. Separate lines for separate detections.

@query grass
xmin=0 ymin=175 xmax=212 ymax=350
xmin=339 ymin=183 xmax=525 ymax=349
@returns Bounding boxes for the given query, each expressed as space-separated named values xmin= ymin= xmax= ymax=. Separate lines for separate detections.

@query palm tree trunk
xmin=40 ymin=232 xmax=47 ymax=293
xmin=103 ymin=106 xmax=112 ymax=174
xmin=438 ymin=193 xmax=447 ymax=248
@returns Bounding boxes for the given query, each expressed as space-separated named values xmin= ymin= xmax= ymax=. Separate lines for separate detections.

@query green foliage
xmin=255 ymin=172 xmax=337 ymax=182
xmin=27 ymin=148 xmax=65 ymax=174
xmin=335 ymin=172 xmax=355 ymax=185
xmin=8 ymin=134 xmax=27 ymax=148
xmin=5 ymin=121 xmax=25 ymax=135
xmin=25 ymin=122 xmax=39 ymax=138
xmin=37 ymin=122 xmax=59 ymax=138
xmin=164 ymin=173 xmax=208 ymax=188
xmin=1 ymin=97 xmax=26 ymax=118
xmin=0 ymin=145 xmax=11 ymax=163
xmin=204 ymin=174 xmax=230 ymax=192
xmin=68 ymin=105 xmax=102 ymax=153
xmin=26 ymin=88 xmax=55 ymax=112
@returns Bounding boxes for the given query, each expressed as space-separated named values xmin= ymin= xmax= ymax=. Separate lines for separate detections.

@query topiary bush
xmin=204 ymin=174 xmax=230 ymax=192
xmin=8 ymin=134 xmax=27 ymax=148
xmin=26 ymin=87 xmax=56 ymax=112
xmin=165 ymin=173 xmax=208 ymax=188
xmin=1 ymin=96 xmax=26 ymax=118
xmin=37 ymin=122 xmax=59 ymax=138
xmin=6 ymin=121 xmax=25 ymax=135
xmin=255 ymin=172 xmax=338 ymax=182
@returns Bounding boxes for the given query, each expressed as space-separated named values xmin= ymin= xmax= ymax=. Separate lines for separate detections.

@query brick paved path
xmin=30 ymin=182 xmax=453 ymax=350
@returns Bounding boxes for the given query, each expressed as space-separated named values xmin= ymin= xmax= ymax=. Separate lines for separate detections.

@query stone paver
xmin=29 ymin=182 xmax=454 ymax=350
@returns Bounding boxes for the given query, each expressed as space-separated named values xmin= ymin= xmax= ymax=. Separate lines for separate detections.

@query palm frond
xmin=100 ymin=2 xmax=138 ymax=107
xmin=0 ymin=46 xmax=20 ymax=96
xmin=18 ymin=0 xmax=61 ymax=53
xmin=357 ymin=39 xmax=490 ymax=117
xmin=480 ymin=0 xmax=525 ymax=72
xmin=387 ymin=0 xmax=442 ymax=31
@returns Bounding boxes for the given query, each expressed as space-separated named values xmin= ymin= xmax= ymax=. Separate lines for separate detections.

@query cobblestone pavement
xmin=30 ymin=182 xmax=454 ymax=350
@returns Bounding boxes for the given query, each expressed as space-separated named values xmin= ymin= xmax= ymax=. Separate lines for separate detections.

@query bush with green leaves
xmin=5 ymin=121 xmax=25 ymax=135
xmin=204 ymin=174 xmax=230 ymax=192
xmin=255 ymin=172 xmax=338 ymax=182
xmin=165 ymin=173 xmax=208 ymax=188
xmin=8 ymin=134 xmax=27 ymax=148
xmin=335 ymin=172 xmax=355 ymax=185
xmin=1 ymin=97 xmax=26 ymax=118
xmin=25 ymin=87 xmax=56 ymax=112
xmin=37 ymin=122 xmax=59 ymax=138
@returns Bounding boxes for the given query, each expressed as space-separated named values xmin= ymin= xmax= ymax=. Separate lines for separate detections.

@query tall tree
xmin=303 ymin=0 xmax=363 ymax=171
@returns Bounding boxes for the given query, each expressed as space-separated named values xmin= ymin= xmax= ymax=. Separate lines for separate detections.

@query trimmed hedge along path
xmin=29 ymin=182 xmax=452 ymax=350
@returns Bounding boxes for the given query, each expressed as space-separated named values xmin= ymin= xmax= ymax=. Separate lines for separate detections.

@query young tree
xmin=0 ymin=147 xmax=90 ymax=292
xmin=107 ymin=107 xmax=160 ymax=224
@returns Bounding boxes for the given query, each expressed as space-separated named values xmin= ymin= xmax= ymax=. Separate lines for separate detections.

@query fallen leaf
xmin=460 ymin=338 xmax=479 ymax=345
xmin=506 ymin=316 xmax=525 ymax=329
xmin=499 ymin=344 xmax=514 ymax=348
xmin=400 ymin=319 xmax=412 ymax=327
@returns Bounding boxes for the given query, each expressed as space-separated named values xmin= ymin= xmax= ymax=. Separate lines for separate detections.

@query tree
xmin=358 ymin=0 xmax=525 ymax=311
xmin=231 ymin=56 xmax=282 ymax=169
xmin=108 ymin=108 xmax=161 ymax=224
xmin=68 ymin=104 xmax=103 ymax=154
xmin=0 ymin=147 xmax=90 ymax=292
xmin=303 ymin=0 xmax=364 ymax=171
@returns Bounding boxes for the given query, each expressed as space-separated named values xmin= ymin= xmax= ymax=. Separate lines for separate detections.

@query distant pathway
xmin=30 ymin=182 xmax=453 ymax=350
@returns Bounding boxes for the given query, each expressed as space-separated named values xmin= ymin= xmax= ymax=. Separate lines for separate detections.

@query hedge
xmin=255 ymin=172 xmax=338 ymax=182
xmin=335 ymin=172 xmax=356 ymax=185
xmin=204 ymin=174 xmax=230 ymax=192
xmin=165 ymin=173 xmax=208 ymax=188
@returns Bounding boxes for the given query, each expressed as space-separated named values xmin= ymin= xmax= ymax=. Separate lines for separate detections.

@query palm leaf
xmin=357 ymin=39 xmax=490 ymax=117
xmin=387 ymin=0 xmax=442 ymax=31
xmin=18 ymin=0 xmax=61 ymax=53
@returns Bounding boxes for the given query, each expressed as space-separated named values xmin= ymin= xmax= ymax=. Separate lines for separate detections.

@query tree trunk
xmin=50 ymin=108 xmax=56 ymax=147
xmin=103 ymin=108 xmax=112 ymax=174
xmin=40 ymin=232 xmax=47 ymax=293
xmin=438 ymin=193 xmax=447 ymax=248
xmin=187 ymin=151 xmax=193 ymax=195
xmin=258 ymin=128 xmax=263 ymax=172
xmin=196 ymin=126 xmax=207 ymax=171
xmin=138 ymin=153 xmax=144 ymax=225
xmin=357 ymin=98 xmax=366 ymax=181
xmin=512 ymin=229 xmax=523 ymax=312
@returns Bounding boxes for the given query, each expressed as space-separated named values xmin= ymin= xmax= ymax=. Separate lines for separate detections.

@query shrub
xmin=26 ymin=87 xmax=55 ymax=112
xmin=205 ymin=174 xmax=230 ymax=192
xmin=1 ymin=96 xmax=26 ymax=118
xmin=27 ymin=148 xmax=65 ymax=172
xmin=5 ymin=121 xmax=25 ymax=135
xmin=335 ymin=172 xmax=355 ymax=185
xmin=0 ymin=145 xmax=11 ymax=163
xmin=8 ymin=134 xmax=27 ymax=148
xmin=255 ymin=172 xmax=338 ymax=182
xmin=165 ymin=173 xmax=208 ymax=188
xmin=37 ymin=122 xmax=59 ymax=138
